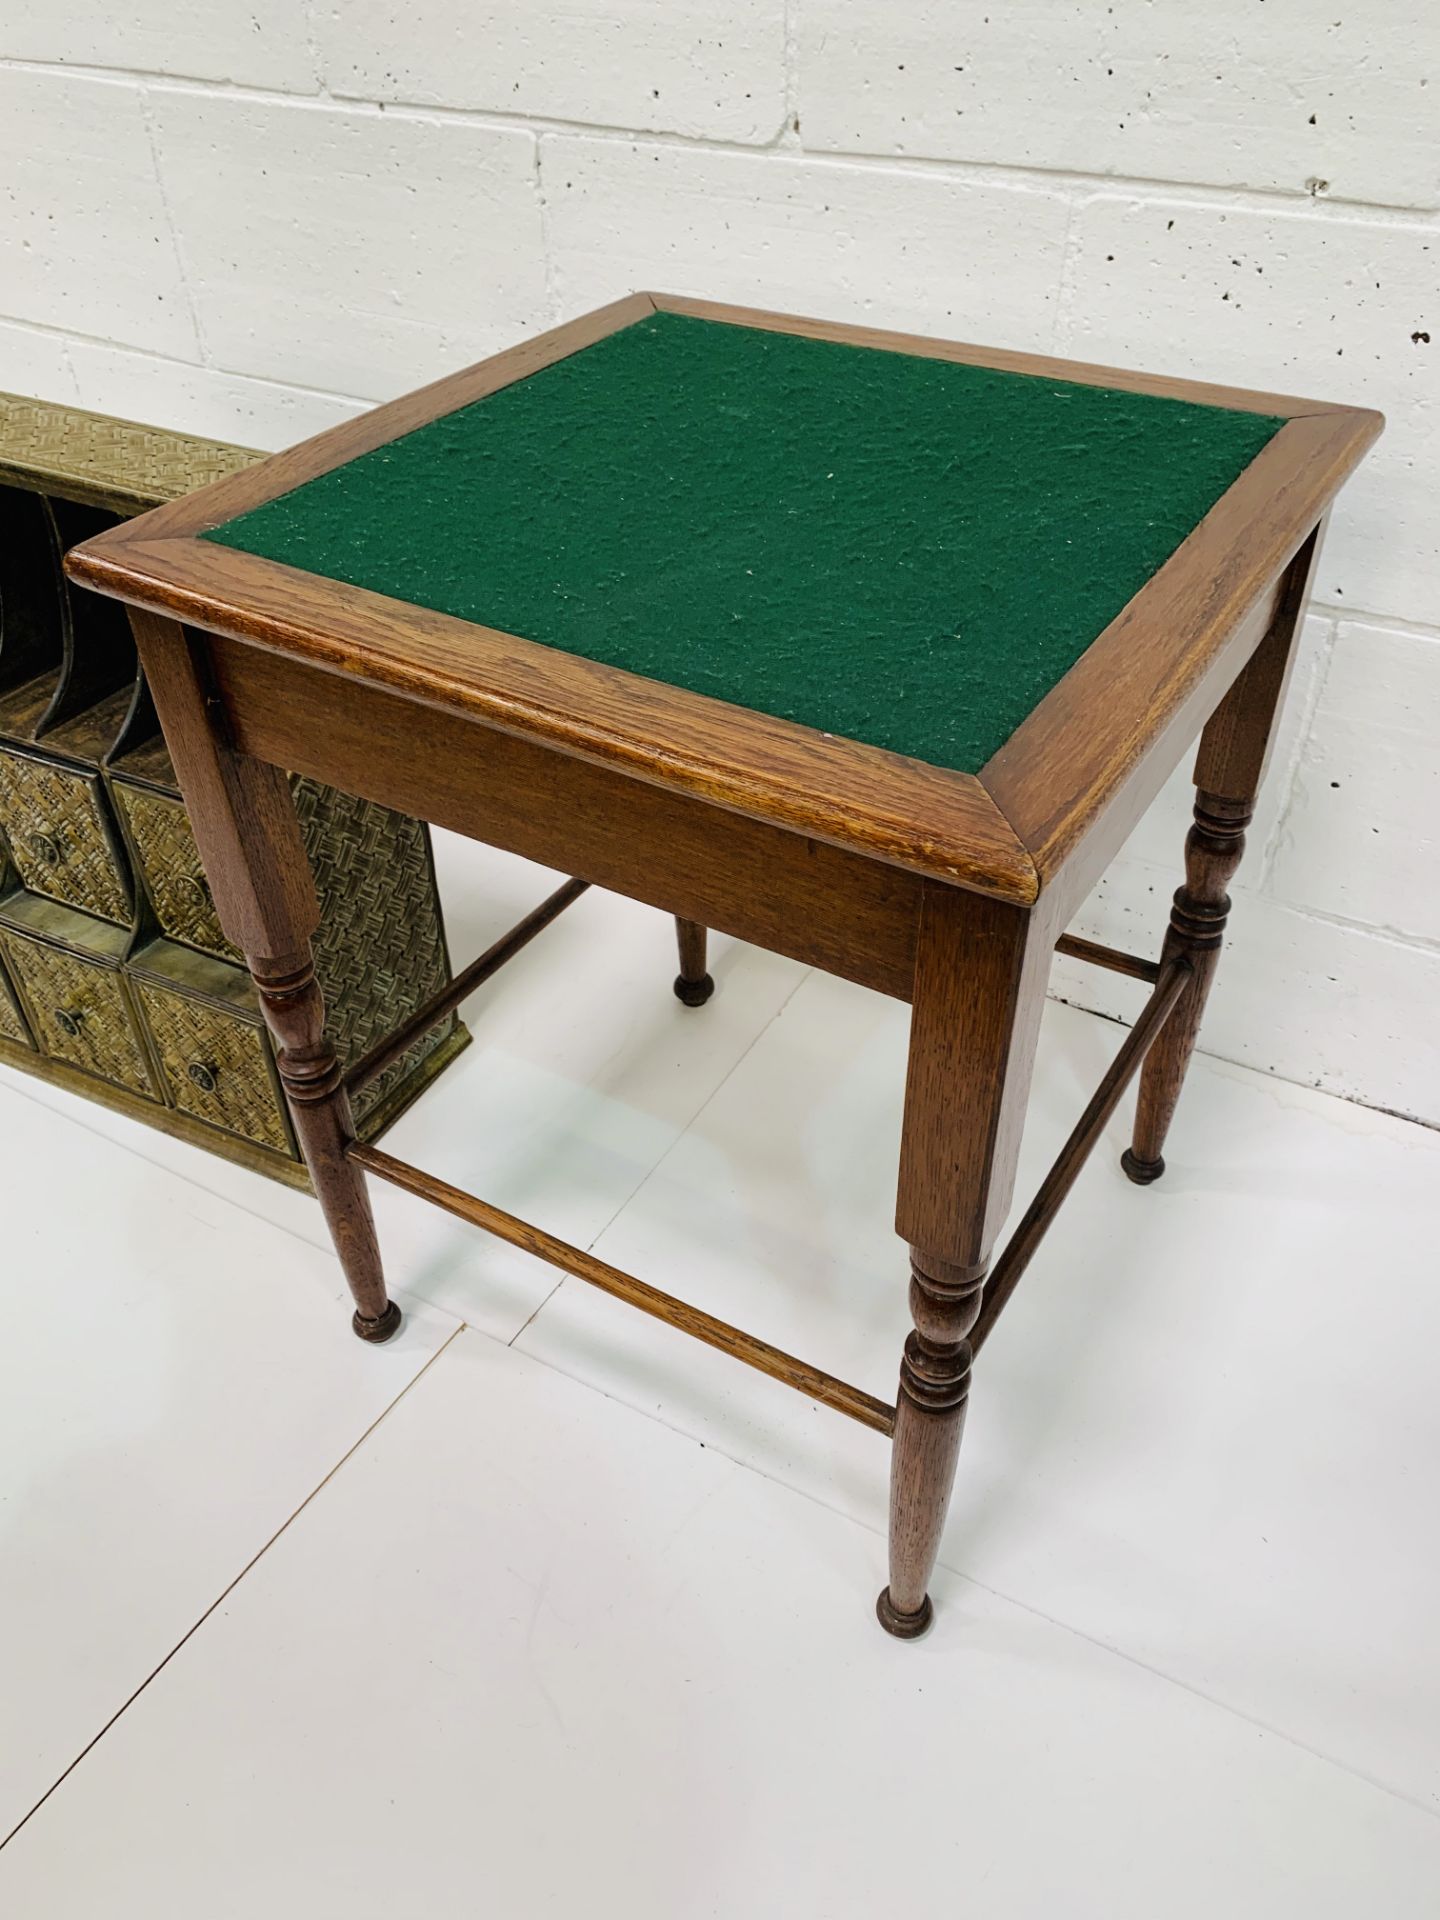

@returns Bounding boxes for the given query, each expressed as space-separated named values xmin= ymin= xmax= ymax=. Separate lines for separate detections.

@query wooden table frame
xmin=66 ymin=294 xmax=1380 ymax=1638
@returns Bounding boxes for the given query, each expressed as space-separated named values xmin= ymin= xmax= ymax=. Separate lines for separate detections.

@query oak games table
xmin=68 ymin=294 xmax=1379 ymax=1638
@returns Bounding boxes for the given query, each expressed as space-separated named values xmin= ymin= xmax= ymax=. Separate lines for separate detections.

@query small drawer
xmin=0 ymin=931 xmax=155 ymax=1096
xmin=0 ymin=952 xmax=33 ymax=1048
xmin=0 ymin=747 xmax=132 ymax=925
xmin=113 ymin=782 xmax=239 ymax=962
xmin=133 ymin=979 xmax=293 ymax=1155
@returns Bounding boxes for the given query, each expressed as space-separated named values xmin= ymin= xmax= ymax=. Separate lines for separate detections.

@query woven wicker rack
xmin=0 ymin=390 xmax=469 ymax=1187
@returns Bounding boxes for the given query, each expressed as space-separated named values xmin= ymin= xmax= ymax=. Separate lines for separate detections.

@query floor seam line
xmin=0 ymin=1321 xmax=466 ymax=1854
xmin=940 ymin=1563 xmax=1440 ymax=1824
xmin=478 ymin=1338 xmax=1440 ymax=1827
xmin=506 ymin=1274 xmax=567 ymax=1348
xmin=511 ymin=965 xmax=814 ymax=1348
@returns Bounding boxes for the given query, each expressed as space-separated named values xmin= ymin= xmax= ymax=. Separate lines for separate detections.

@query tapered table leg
xmin=878 ymin=1254 xmax=985 ymax=1636
xmin=1122 ymin=792 xmax=1248 ymax=1184
xmin=252 ymin=950 xmax=398 ymax=1340
xmin=128 ymin=610 xmax=399 ymax=1342
xmin=881 ymin=884 xmax=1056 ymax=1636
xmin=673 ymin=916 xmax=714 ymax=1006
xmin=1124 ymin=523 xmax=1323 ymax=1185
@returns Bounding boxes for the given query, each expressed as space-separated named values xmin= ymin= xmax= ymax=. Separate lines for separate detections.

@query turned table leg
xmin=881 ymin=884 xmax=1055 ymax=1636
xmin=878 ymin=1253 xmax=985 ymax=1636
xmin=673 ymin=916 xmax=714 ymax=1006
xmin=1121 ymin=792 xmax=1248 ymax=1184
xmin=251 ymin=950 xmax=396 ymax=1340
xmin=1124 ymin=523 xmax=1323 ymax=1186
xmin=129 ymin=611 xmax=398 ymax=1342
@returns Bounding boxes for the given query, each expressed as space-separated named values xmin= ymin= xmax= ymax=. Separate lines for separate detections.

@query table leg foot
xmin=875 ymin=1587 xmax=934 ymax=1639
xmin=1120 ymin=1148 xmax=1166 ymax=1186
xmin=352 ymin=1300 xmax=403 ymax=1343
xmin=672 ymin=971 xmax=715 ymax=1007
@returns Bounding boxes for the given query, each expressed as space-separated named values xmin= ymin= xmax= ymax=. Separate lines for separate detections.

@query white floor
xmin=2 ymin=835 xmax=1438 ymax=1917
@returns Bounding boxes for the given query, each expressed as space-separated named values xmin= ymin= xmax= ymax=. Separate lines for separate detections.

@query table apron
xmin=207 ymin=635 xmax=924 ymax=1000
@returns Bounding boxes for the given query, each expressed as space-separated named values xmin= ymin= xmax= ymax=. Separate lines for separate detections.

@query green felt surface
xmin=204 ymin=313 xmax=1283 ymax=775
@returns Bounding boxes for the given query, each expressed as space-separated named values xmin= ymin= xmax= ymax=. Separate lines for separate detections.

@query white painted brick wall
xmin=0 ymin=9 xmax=1435 ymax=1122
xmin=1060 ymin=195 xmax=1439 ymax=623
xmin=314 ymin=1 xmax=787 ymax=144
xmin=799 ymin=3 xmax=1440 ymax=210
xmin=64 ymin=336 xmax=368 ymax=447
xmin=1268 ymin=621 xmax=1440 ymax=943
xmin=0 ymin=68 xmax=197 ymax=356
xmin=148 ymin=91 xmax=549 ymax=399
xmin=542 ymin=139 xmax=1071 ymax=346
xmin=5 ymin=2 xmax=319 ymax=92
xmin=0 ymin=317 xmax=75 ymax=400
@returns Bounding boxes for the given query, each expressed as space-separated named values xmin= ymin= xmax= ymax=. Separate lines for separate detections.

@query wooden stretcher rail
xmin=1054 ymin=933 xmax=1161 ymax=984
xmin=343 ymin=876 xmax=590 ymax=1098
xmin=348 ymin=1140 xmax=898 ymax=1435
xmin=971 ymin=956 xmax=1193 ymax=1354
xmin=344 ymin=897 xmax=1175 ymax=1409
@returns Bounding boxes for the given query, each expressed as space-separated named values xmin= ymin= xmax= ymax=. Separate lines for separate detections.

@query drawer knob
xmin=28 ymin=832 xmax=62 ymax=869
xmin=174 ymin=874 xmax=212 ymax=911
xmin=187 ymin=1059 xmax=220 ymax=1094
xmin=53 ymin=1006 xmax=85 ymax=1038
